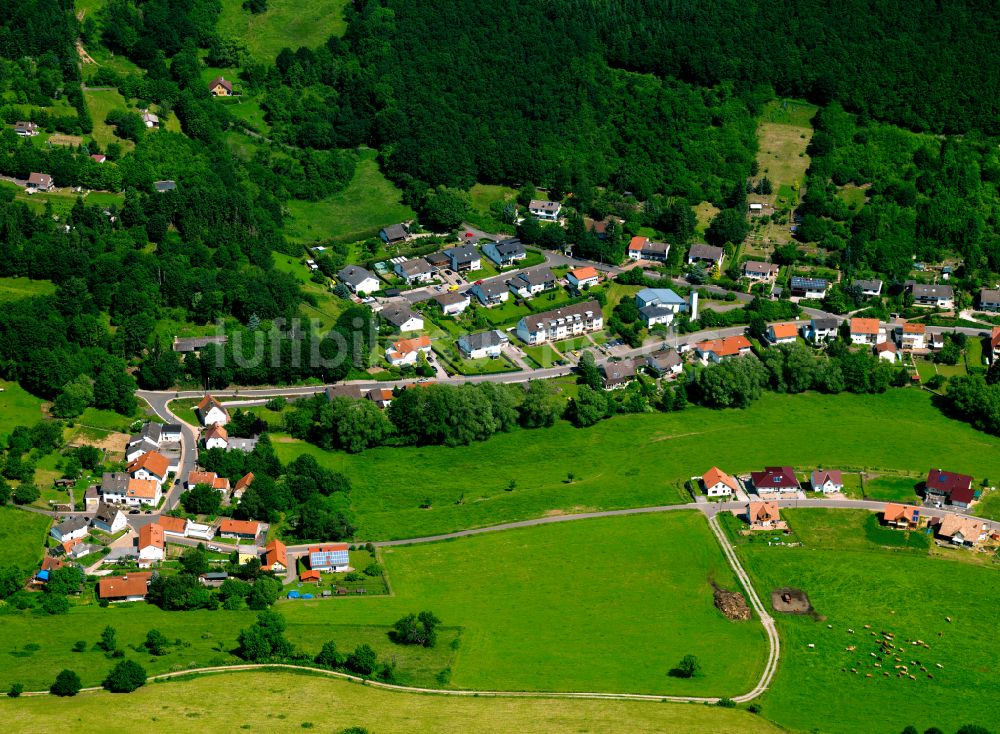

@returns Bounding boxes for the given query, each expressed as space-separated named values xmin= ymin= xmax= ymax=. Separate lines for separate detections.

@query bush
xmin=50 ymin=669 xmax=82 ymax=697
xmin=103 ymin=659 xmax=147 ymax=693
xmin=7 ymin=683 xmax=23 ymax=698
xmin=362 ymin=563 xmax=382 ymax=577
xmin=716 ymin=697 xmax=736 ymax=708
xmin=670 ymin=654 xmax=701 ymax=678
xmin=72 ymin=640 xmax=87 ymax=652
xmin=390 ymin=611 xmax=441 ymax=647
xmin=747 ymin=703 xmax=762 ymax=714
xmin=12 ymin=484 xmax=40 ymax=505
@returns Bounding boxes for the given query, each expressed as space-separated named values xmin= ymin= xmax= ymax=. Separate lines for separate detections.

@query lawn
xmin=760 ymin=98 xmax=818 ymax=128
xmin=522 ymin=344 xmax=561 ymax=368
xmin=272 ymin=389 xmax=1000 ymax=540
xmin=1 ymin=671 xmax=784 ymax=734
xmin=862 ymin=474 xmax=921 ymax=502
xmin=0 ymin=507 xmax=50 ymax=573
xmin=0 ymin=277 xmax=55 ymax=303
xmin=756 ymin=100 xmax=813 ymax=202
xmin=740 ymin=508 xmax=1000 ymax=734
xmin=0 ymin=379 xmax=45 ymax=437
xmin=283 ymin=149 xmax=415 ymax=244
xmin=84 ymin=88 xmax=132 ymax=149
xmin=218 ymin=0 xmax=349 ymax=60
xmin=469 ymin=183 xmax=518 ymax=212
xmin=836 ymin=184 xmax=868 ymax=209
xmin=272 ymin=251 xmax=347 ymax=329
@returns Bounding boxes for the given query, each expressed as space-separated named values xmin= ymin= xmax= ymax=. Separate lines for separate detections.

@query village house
xmin=896 ymin=322 xmax=927 ymax=350
xmin=924 ymin=469 xmax=975 ymax=508
xmin=852 ymin=278 xmax=883 ymax=298
xmin=810 ymin=469 xmax=843 ymax=494
xmin=935 ymin=515 xmax=989 ymax=547
xmin=385 ymin=334 xmax=432 ymax=367
xmin=434 ymin=291 xmax=471 ymax=315
xmin=337 ymin=265 xmax=381 ymax=295
xmin=36 ymin=555 xmax=65 ymax=585
xmin=172 ymin=335 xmax=228 ymax=354
xmin=26 ymin=172 xmax=53 ymax=192
xmin=790 ymin=276 xmax=830 ymax=299
xmin=627 ymin=236 xmax=670 ymax=262
xmin=124 ymin=478 xmax=162 ymax=507
xmin=208 ymin=76 xmax=233 ymax=96
xmin=978 ymin=288 xmax=1000 ymax=312
xmin=202 ymin=423 xmax=228 ymax=450
xmin=126 ymin=424 xmax=163 ymax=462
xmin=263 ymin=539 xmax=288 ymax=573
xmin=882 ymin=503 xmax=924 ymax=529
xmin=91 ymin=153 xmax=106 ymax=164
xmin=141 ymin=110 xmax=160 ymax=128
xmin=228 ymin=436 xmax=258 ymax=453
xmin=516 ymin=300 xmax=603 ymax=344
xmin=233 ymin=472 xmax=254 ymax=500
xmin=567 ymin=266 xmax=600 ymax=291
xmin=695 ymin=335 xmax=752 ymax=363
xmin=197 ymin=395 xmax=229 ymax=426
xmin=636 ymin=288 xmax=686 ymax=328
xmin=92 ymin=502 xmax=127 ymax=534
xmin=875 ymin=341 xmax=898 ymax=362
xmin=187 ymin=470 xmax=230 ymax=493
xmin=849 ymin=317 xmax=886 ymax=346
xmin=702 ymin=467 xmax=739 ymax=498
xmin=444 ymin=244 xmax=481 ymax=272
xmin=507 ymin=267 xmax=556 ymax=299
xmin=309 ymin=544 xmax=351 ymax=572
xmin=394 ymin=258 xmax=435 ymax=285
xmin=367 ymin=387 xmax=394 ymax=409
xmin=600 ymin=358 xmax=638 ymax=390
xmin=767 ymin=322 xmax=798 ymax=345
xmin=158 ymin=515 xmax=189 ymax=539
xmin=482 ymin=238 xmax=526 ymax=267
xmin=643 ymin=349 xmax=683 ymax=379
xmin=98 ymin=572 xmax=153 ymax=603
xmin=468 ymin=280 xmax=509 ymax=306
xmin=379 ymin=223 xmax=410 ymax=244
xmin=137 ymin=523 xmax=165 ymax=568
xmin=585 ymin=217 xmax=620 ymax=239
xmin=127 ymin=451 xmax=170 ymax=486
xmin=219 ymin=519 xmax=261 ymax=540
xmin=528 ymin=199 xmax=561 ymax=221
xmin=458 ymin=330 xmax=508 ymax=359
xmin=381 ymin=304 xmax=424 ymax=332
xmin=14 ymin=121 xmax=38 ymax=136
xmin=805 ymin=317 xmax=839 ymax=342
xmin=750 ymin=466 xmax=800 ymax=495
xmin=50 ymin=517 xmax=89 ymax=543
xmin=907 ymin=282 xmax=955 ymax=309
xmin=746 ymin=502 xmax=782 ymax=529
xmin=686 ymin=244 xmax=725 ymax=269
xmin=743 ymin=261 xmax=780 ymax=283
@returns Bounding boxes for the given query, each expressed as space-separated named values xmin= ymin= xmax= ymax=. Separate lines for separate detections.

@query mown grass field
xmin=0 ymin=379 xmax=45 ymax=437
xmin=1 ymin=671 xmax=784 ymax=734
xmin=0 ymin=513 xmax=765 ymax=698
xmin=218 ymin=0 xmax=349 ymax=60
xmin=740 ymin=508 xmax=1000 ymax=734
xmin=83 ymin=88 xmax=132 ymax=149
xmin=0 ymin=277 xmax=55 ymax=303
xmin=283 ymin=149 xmax=415 ymax=244
xmin=0 ymin=507 xmax=50 ymax=572
xmin=273 ymin=389 xmax=1000 ymax=540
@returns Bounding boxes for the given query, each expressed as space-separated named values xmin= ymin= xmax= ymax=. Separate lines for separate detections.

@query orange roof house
xmin=696 ymin=335 xmax=752 ymax=361
xmin=98 ymin=572 xmax=153 ymax=601
xmin=138 ymin=523 xmax=164 ymax=551
xmin=188 ymin=471 xmax=218 ymax=487
xmin=568 ymin=266 xmax=600 ymax=283
xmin=628 ymin=236 xmax=648 ymax=252
xmin=768 ymin=322 xmax=798 ymax=342
xmin=126 ymin=478 xmax=160 ymax=500
xmin=702 ymin=467 xmax=739 ymax=497
xmin=903 ymin=322 xmax=926 ymax=334
xmin=747 ymin=501 xmax=781 ymax=526
xmin=127 ymin=451 xmax=169 ymax=479
xmin=158 ymin=515 xmax=187 ymax=535
xmin=299 ymin=569 xmax=321 ymax=583
xmin=235 ymin=472 xmax=254 ymax=491
xmin=264 ymin=539 xmax=288 ymax=571
xmin=883 ymin=503 xmax=922 ymax=527
xmin=218 ymin=519 xmax=260 ymax=537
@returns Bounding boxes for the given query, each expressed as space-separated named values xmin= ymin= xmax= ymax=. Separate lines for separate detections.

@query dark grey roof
xmin=601 ymin=358 xmax=637 ymax=383
xmin=382 ymin=305 xmax=421 ymax=327
xmin=173 ymin=335 xmax=228 ymax=353
xmin=529 ymin=199 xmax=560 ymax=213
xmin=852 ymin=278 xmax=883 ymax=292
xmin=381 ymin=223 xmax=409 ymax=240
xmin=55 ymin=517 xmax=89 ymax=535
xmin=639 ymin=304 xmax=675 ymax=320
xmin=910 ymin=283 xmax=954 ymax=298
xmin=790 ymin=276 xmax=829 ymax=288
xmin=162 ymin=423 xmax=182 ymax=435
xmin=688 ymin=244 xmax=724 ymax=260
xmin=202 ymin=572 xmax=229 ymax=580
xmin=93 ymin=501 xmax=121 ymax=525
xmin=459 ymin=330 xmax=508 ymax=351
xmin=445 ymin=244 xmax=479 ymax=263
xmin=396 ymin=258 xmax=433 ymax=277
xmin=493 ymin=238 xmax=525 ymax=257
xmin=101 ymin=472 xmax=129 ymax=493
xmin=471 ymin=281 xmax=507 ymax=299
xmin=153 ymin=180 xmax=176 ymax=192
xmin=227 ymin=437 xmax=258 ymax=453
xmin=510 ymin=267 xmax=555 ymax=288
xmin=810 ymin=317 xmax=839 ymax=330
xmin=980 ymin=288 xmax=1000 ymax=302
xmin=520 ymin=300 xmax=602 ymax=331
xmin=338 ymin=265 xmax=378 ymax=287
xmin=326 ymin=385 xmax=362 ymax=401
xmin=645 ymin=350 xmax=681 ymax=372
xmin=434 ymin=291 xmax=469 ymax=306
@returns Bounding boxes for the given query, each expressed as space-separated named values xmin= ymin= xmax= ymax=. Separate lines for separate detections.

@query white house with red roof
xmin=810 ymin=469 xmax=843 ymax=494
xmin=701 ymin=467 xmax=739 ymax=498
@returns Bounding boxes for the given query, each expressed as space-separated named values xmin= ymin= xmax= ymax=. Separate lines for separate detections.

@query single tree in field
xmin=103 ymin=659 xmax=147 ymax=693
xmin=50 ymin=669 xmax=82 ymax=696
xmin=673 ymin=654 xmax=701 ymax=678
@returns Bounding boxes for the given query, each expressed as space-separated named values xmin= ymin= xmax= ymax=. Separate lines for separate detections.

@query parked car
xmin=129 ymin=509 xmax=139 ymax=515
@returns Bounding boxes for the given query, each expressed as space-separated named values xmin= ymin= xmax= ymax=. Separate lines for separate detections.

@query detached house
xmin=444 ymin=244 xmax=481 ymax=272
xmin=26 ymin=172 xmax=53 ymax=192
xmin=197 ymin=395 xmax=229 ymax=426
xmin=643 ymin=349 xmax=682 ymax=378
xmin=528 ymin=199 xmax=561 ymax=221
xmin=263 ymin=539 xmax=288 ymax=573
xmin=219 ymin=519 xmax=261 ymax=540
xmin=636 ymin=289 xmax=686 ymax=327
xmin=924 ymin=469 xmax=975 ymax=508
xmin=516 ymin=300 xmax=603 ymax=345
xmin=385 ymin=335 xmax=432 ymax=367
xmin=627 ymin=236 xmax=670 ymax=262
xmin=702 ymin=467 xmax=739 ymax=498
xmin=208 ymin=76 xmax=233 ymax=96
xmin=51 ymin=517 xmax=89 ymax=543
xmin=806 ymin=317 xmax=839 ymax=342
xmin=468 ymin=280 xmax=509 ymax=307
xmin=810 ymin=469 xmax=843 ymax=494
xmin=746 ymin=502 xmax=781 ymax=529
xmin=98 ymin=572 xmax=152 ymax=603
xmin=482 ymin=238 xmax=526 ymax=267
xmin=13 ymin=121 xmax=38 ymax=136
xmin=127 ymin=451 xmax=170 ymax=486
xmin=394 ymin=258 xmax=434 ymax=285
xmin=849 ymin=318 xmax=885 ymax=346
xmin=434 ymin=291 xmax=470 ymax=315
xmin=935 ymin=515 xmax=989 ymax=547
xmin=187 ymin=470 xmax=230 ymax=492
xmin=790 ymin=276 xmax=829 ymax=299
xmin=906 ymin=282 xmax=954 ymax=309
xmin=695 ymin=335 xmax=752 ymax=363
xmin=507 ymin=267 xmax=556 ymax=299
xmin=337 ymin=265 xmax=380 ymax=295
xmin=379 ymin=223 xmax=410 ymax=244
xmin=309 ymin=544 xmax=350 ymax=572
xmin=978 ymin=288 xmax=1000 ymax=312
xmin=853 ymin=279 xmax=883 ymax=298
xmin=203 ymin=423 xmax=228 ymax=450
xmin=367 ymin=387 xmax=394 ymax=409
xmin=92 ymin=502 xmax=127 ymax=534
xmin=141 ymin=110 xmax=159 ymax=128
xmin=743 ymin=261 xmax=780 ymax=283
xmin=458 ymin=330 xmax=508 ymax=359
xmin=600 ymin=358 xmax=638 ymax=390
xmin=875 ymin=341 xmax=898 ymax=362
xmin=233 ymin=472 xmax=254 ymax=500
xmin=124 ymin=478 xmax=162 ymax=506
xmin=767 ymin=322 xmax=799 ymax=345
xmin=896 ymin=322 xmax=927 ymax=350
xmin=882 ymin=503 xmax=923 ymax=529
xmin=567 ymin=266 xmax=600 ymax=290
xmin=381 ymin=304 xmax=424 ymax=332
xmin=687 ymin=244 xmax=725 ymax=269
xmin=137 ymin=523 xmax=165 ymax=568
xmin=750 ymin=466 xmax=799 ymax=495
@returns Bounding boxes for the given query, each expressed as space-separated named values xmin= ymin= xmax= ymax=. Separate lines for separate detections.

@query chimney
xmin=689 ymin=291 xmax=699 ymax=321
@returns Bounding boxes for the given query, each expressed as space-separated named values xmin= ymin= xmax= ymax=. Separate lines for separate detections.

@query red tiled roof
xmin=139 ymin=523 xmax=164 ymax=550
xmin=264 ymin=539 xmax=288 ymax=569
xmin=850 ymin=318 xmax=881 ymax=335
xmin=748 ymin=502 xmax=780 ymax=523
xmin=236 ymin=472 xmax=254 ymax=490
xmin=926 ymin=469 xmax=974 ymax=504
xmin=883 ymin=503 xmax=921 ymax=524
xmin=902 ymin=323 xmax=926 ymax=334
xmin=99 ymin=572 xmax=152 ymax=599
xmin=126 ymin=478 xmax=160 ymax=499
xmin=569 ymin=266 xmax=600 ymax=280
xmin=770 ymin=322 xmax=798 ymax=339
xmin=128 ymin=451 xmax=169 ymax=478
xmin=188 ymin=471 xmax=218 ymax=487
xmin=702 ymin=466 xmax=739 ymax=492
xmin=299 ymin=569 xmax=321 ymax=582
xmin=197 ymin=394 xmax=223 ymax=411
xmin=308 ymin=543 xmax=349 ymax=553
xmin=158 ymin=516 xmax=187 ymax=534
xmin=628 ymin=236 xmax=648 ymax=251
xmin=697 ymin=335 xmax=752 ymax=357
xmin=392 ymin=335 xmax=432 ymax=354
xmin=219 ymin=519 xmax=260 ymax=536
xmin=750 ymin=466 xmax=799 ymax=490
xmin=204 ymin=424 xmax=228 ymax=441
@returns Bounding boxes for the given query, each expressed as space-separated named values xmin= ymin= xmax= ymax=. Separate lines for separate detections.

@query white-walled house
xmin=701 ymin=467 xmax=739 ymax=498
xmin=50 ymin=517 xmax=90 ymax=543
xmin=203 ymin=423 xmax=228 ymax=450
xmin=92 ymin=502 xmax=128 ymax=534
xmin=810 ymin=470 xmax=843 ymax=494
xmin=516 ymin=300 xmax=603 ymax=344
xmin=528 ymin=199 xmax=561 ymax=221
xmin=196 ymin=395 xmax=229 ymax=426
xmin=137 ymin=523 xmax=165 ymax=568
xmin=458 ymin=330 xmax=508 ymax=359
xmin=849 ymin=318 xmax=885 ymax=346
xmin=337 ymin=265 xmax=381 ymax=295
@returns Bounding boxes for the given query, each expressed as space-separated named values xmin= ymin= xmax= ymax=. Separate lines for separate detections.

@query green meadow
xmin=0 ymin=507 xmax=51 ymax=573
xmin=273 ymin=389 xmax=1000 ymax=540
xmin=740 ymin=508 xmax=1000 ymax=734
xmin=218 ymin=0 xmax=349 ymax=60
